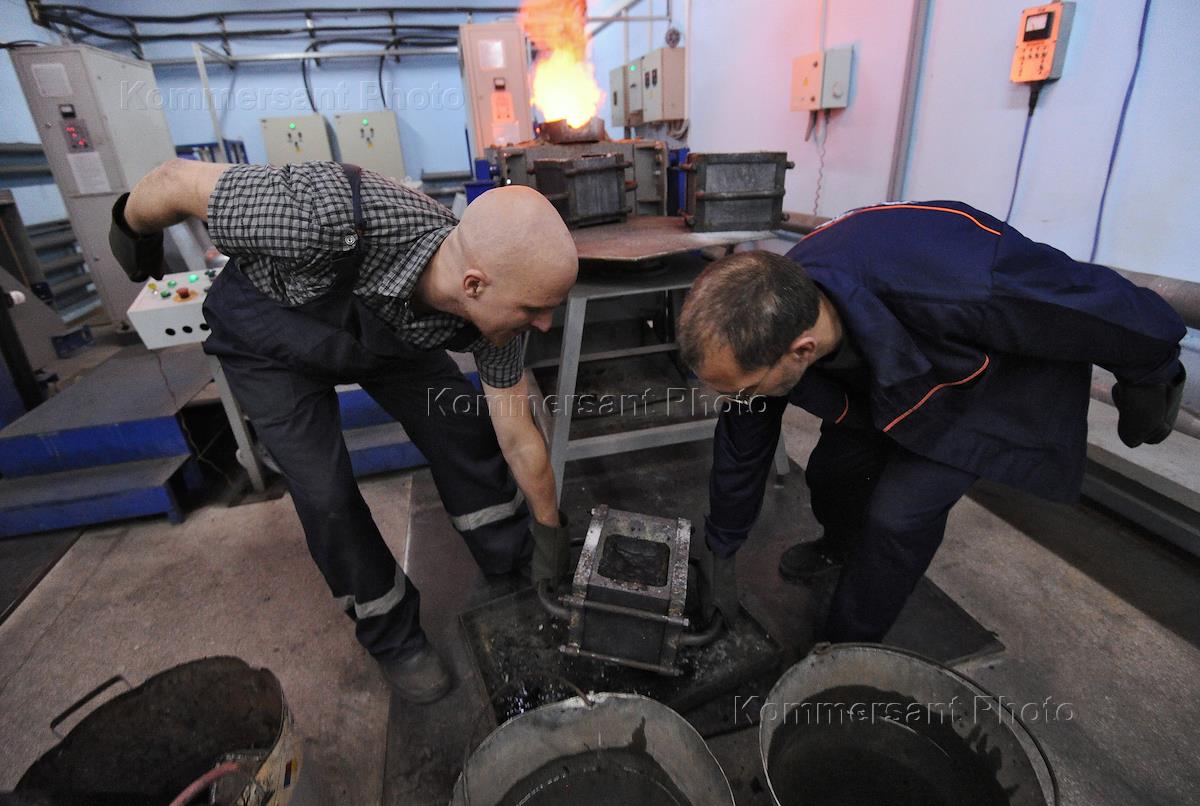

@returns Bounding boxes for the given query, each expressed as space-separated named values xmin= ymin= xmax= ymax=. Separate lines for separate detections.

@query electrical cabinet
xmin=332 ymin=112 xmax=407 ymax=181
xmin=260 ymin=114 xmax=334 ymax=164
xmin=624 ymin=61 xmax=645 ymax=125
xmin=11 ymin=43 xmax=207 ymax=327
xmin=790 ymin=47 xmax=853 ymax=112
xmin=609 ymin=66 xmax=627 ymax=127
xmin=639 ymin=47 xmax=686 ymax=123
xmin=460 ymin=22 xmax=533 ymax=156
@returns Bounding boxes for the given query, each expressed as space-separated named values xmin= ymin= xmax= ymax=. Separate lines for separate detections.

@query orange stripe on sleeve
xmin=882 ymin=355 xmax=991 ymax=433
xmin=834 ymin=393 xmax=849 ymax=425
xmin=803 ymin=204 xmax=1002 ymax=240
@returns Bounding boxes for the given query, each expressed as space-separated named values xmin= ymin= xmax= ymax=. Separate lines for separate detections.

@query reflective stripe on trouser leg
xmin=336 ymin=564 xmax=406 ymax=619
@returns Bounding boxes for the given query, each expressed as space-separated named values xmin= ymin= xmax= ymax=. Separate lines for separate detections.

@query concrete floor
xmin=1 ymin=406 xmax=1198 ymax=804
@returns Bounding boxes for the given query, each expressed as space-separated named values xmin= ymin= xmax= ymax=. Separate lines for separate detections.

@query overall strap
xmin=330 ymin=162 xmax=366 ymax=290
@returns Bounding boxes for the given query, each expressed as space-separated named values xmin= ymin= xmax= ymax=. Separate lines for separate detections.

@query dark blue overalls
xmin=202 ymin=164 xmax=531 ymax=661
xmin=706 ymin=201 xmax=1186 ymax=643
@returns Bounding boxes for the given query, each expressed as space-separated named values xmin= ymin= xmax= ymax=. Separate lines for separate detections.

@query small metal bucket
xmin=451 ymin=692 xmax=734 ymax=806
xmin=759 ymin=644 xmax=1058 ymax=806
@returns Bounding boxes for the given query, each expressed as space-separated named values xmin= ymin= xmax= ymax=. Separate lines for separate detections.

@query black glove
xmin=530 ymin=511 xmax=571 ymax=587
xmin=109 ymin=192 xmax=165 ymax=282
xmin=696 ymin=546 xmax=738 ymax=625
xmin=1112 ymin=366 xmax=1186 ymax=448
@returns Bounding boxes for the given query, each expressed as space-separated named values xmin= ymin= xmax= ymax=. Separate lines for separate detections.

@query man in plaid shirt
xmin=110 ymin=158 xmax=578 ymax=704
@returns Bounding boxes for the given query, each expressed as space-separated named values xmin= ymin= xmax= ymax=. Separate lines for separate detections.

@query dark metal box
xmin=532 ymin=153 xmax=632 ymax=228
xmin=560 ymin=505 xmax=692 ymax=675
xmin=682 ymin=151 xmax=793 ymax=232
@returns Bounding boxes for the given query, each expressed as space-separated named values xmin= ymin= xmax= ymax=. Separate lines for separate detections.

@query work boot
xmin=378 ymin=643 xmax=452 ymax=704
xmin=778 ymin=534 xmax=845 ymax=582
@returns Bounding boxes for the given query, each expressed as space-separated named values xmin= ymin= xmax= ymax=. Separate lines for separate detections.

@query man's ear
xmin=463 ymin=269 xmax=486 ymax=299
xmin=787 ymin=333 xmax=818 ymax=362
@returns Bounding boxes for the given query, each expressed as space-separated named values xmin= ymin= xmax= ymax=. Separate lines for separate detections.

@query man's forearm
xmin=506 ymin=440 xmax=560 ymax=526
xmin=123 ymin=158 xmax=231 ymax=234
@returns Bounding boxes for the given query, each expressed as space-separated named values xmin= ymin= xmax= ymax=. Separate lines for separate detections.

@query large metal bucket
xmin=13 ymin=656 xmax=324 ymax=805
xmin=451 ymin=692 xmax=734 ymax=806
xmin=759 ymin=644 xmax=1058 ymax=806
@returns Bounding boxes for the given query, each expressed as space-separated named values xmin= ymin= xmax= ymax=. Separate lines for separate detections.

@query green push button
xmin=160 ymin=290 xmax=171 ymax=298
xmin=167 ymin=280 xmax=177 ymax=288
xmin=188 ymin=273 xmax=199 ymax=282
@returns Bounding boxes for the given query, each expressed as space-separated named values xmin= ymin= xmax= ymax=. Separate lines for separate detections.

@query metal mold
xmin=533 ymin=153 xmax=632 ymax=228
xmin=683 ymin=151 xmax=793 ymax=232
xmin=558 ymin=505 xmax=693 ymax=675
xmin=539 ymin=117 xmax=608 ymax=144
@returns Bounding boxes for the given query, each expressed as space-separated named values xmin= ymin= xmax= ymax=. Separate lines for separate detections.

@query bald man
xmin=110 ymin=159 xmax=578 ymax=703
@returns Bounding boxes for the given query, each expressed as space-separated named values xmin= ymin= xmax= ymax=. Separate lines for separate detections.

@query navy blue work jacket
xmin=706 ymin=201 xmax=1186 ymax=556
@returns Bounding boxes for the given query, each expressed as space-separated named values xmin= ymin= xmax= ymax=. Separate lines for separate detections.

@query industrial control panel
xmin=332 ymin=112 xmax=407 ymax=182
xmin=10 ymin=43 xmax=208 ymax=327
xmin=624 ymin=61 xmax=645 ymax=125
xmin=790 ymin=47 xmax=853 ymax=112
xmin=640 ymin=47 xmax=686 ymax=123
xmin=460 ymin=22 xmax=534 ymax=157
xmin=1011 ymin=2 xmax=1075 ymax=83
xmin=127 ymin=267 xmax=222 ymax=350
xmin=609 ymin=65 xmax=627 ymax=127
xmin=260 ymin=114 xmax=334 ymax=164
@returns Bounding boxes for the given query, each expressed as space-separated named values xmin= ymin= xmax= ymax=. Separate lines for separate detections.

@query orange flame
xmin=519 ymin=0 xmax=604 ymax=128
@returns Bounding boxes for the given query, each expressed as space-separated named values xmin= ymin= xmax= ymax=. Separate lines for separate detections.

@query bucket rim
xmin=757 ymin=642 xmax=1059 ymax=806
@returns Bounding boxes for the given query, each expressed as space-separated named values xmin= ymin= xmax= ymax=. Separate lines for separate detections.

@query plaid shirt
xmin=206 ymin=161 xmax=526 ymax=388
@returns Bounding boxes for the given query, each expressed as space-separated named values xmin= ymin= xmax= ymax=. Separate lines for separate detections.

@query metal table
xmin=542 ymin=219 xmax=788 ymax=502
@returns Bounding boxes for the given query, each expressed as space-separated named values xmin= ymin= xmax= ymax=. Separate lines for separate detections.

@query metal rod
xmin=559 ymin=594 xmax=692 ymax=627
xmin=888 ymin=0 xmax=931 ymax=201
xmin=192 ymin=43 xmax=226 ymax=160
xmin=150 ymin=46 xmax=457 ymax=67
xmin=559 ymin=645 xmax=682 ymax=676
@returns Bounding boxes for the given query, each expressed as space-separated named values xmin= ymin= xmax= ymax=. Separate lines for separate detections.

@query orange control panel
xmin=1011 ymin=3 xmax=1075 ymax=83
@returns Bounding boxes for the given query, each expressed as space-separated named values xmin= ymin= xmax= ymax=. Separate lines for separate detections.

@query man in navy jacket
xmin=679 ymin=201 xmax=1187 ymax=643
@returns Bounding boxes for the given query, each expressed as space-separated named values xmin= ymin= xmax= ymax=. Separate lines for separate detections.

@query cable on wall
xmin=1005 ymin=80 xmax=1044 ymax=223
xmin=1089 ymin=0 xmax=1153 ymax=262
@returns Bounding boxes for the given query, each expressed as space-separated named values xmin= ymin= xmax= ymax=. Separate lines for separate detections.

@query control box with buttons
xmin=260 ymin=114 xmax=334 ymax=165
xmin=331 ymin=112 xmax=407 ymax=182
xmin=790 ymin=47 xmax=853 ymax=112
xmin=639 ymin=47 xmax=686 ymax=123
xmin=1011 ymin=2 xmax=1074 ymax=83
xmin=126 ymin=267 xmax=222 ymax=350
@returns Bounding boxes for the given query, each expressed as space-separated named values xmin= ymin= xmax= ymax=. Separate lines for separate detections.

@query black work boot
xmin=378 ymin=643 xmax=452 ymax=704
xmin=778 ymin=534 xmax=845 ymax=582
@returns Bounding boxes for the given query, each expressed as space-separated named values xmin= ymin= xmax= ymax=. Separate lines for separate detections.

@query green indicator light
xmin=167 ymin=280 xmax=177 ymax=288
xmin=161 ymin=290 xmax=170 ymax=298
xmin=362 ymin=118 xmax=370 ymax=126
xmin=188 ymin=274 xmax=199 ymax=282
xmin=289 ymin=122 xmax=296 ymax=129
xmin=629 ymin=64 xmax=637 ymax=71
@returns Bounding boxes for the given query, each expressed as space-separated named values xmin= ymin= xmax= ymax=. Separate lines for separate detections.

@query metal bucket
xmin=13 ymin=656 xmax=325 ymax=806
xmin=759 ymin=644 xmax=1058 ymax=806
xmin=451 ymin=692 xmax=734 ymax=806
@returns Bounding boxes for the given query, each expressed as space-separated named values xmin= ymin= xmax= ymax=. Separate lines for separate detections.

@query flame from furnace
xmin=519 ymin=0 xmax=604 ymax=128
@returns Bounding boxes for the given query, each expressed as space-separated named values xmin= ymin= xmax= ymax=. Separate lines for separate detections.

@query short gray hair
xmin=678 ymin=250 xmax=821 ymax=372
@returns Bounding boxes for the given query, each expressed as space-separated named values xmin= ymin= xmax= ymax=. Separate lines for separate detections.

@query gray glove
xmin=1113 ymin=366 xmax=1186 ymax=448
xmin=109 ymin=192 xmax=165 ymax=283
xmin=696 ymin=546 xmax=738 ymax=625
xmin=531 ymin=511 xmax=570 ymax=587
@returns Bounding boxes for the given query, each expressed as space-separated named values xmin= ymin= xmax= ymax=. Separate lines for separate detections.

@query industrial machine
xmin=459 ymin=21 xmax=534 ymax=158
xmin=10 ymin=43 xmax=209 ymax=327
xmin=331 ymin=112 xmax=408 ymax=182
xmin=260 ymin=114 xmax=334 ymax=164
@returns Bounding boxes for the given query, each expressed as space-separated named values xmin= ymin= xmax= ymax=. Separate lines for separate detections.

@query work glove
xmin=530 ymin=511 xmax=571 ymax=588
xmin=1112 ymin=366 xmax=1186 ymax=448
xmin=695 ymin=545 xmax=739 ymax=626
xmin=109 ymin=192 xmax=165 ymax=282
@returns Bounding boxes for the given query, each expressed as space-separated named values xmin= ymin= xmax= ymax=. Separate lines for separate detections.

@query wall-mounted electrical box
xmin=332 ymin=112 xmax=407 ymax=181
xmin=1011 ymin=2 xmax=1075 ymax=83
xmin=11 ymin=43 xmax=207 ymax=327
xmin=609 ymin=65 xmax=628 ymax=127
xmin=460 ymin=22 xmax=534 ymax=157
xmin=790 ymin=47 xmax=853 ymax=112
xmin=624 ymin=60 xmax=645 ymax=125
xmin=640 ymin=47 xmax=686 ymax=123
xmin=261 ymin=114 xmax=334 ymax=164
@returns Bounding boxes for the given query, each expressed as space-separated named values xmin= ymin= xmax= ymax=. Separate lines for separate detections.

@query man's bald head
xmin=439 ymin=185 xmax=578 ymax=346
